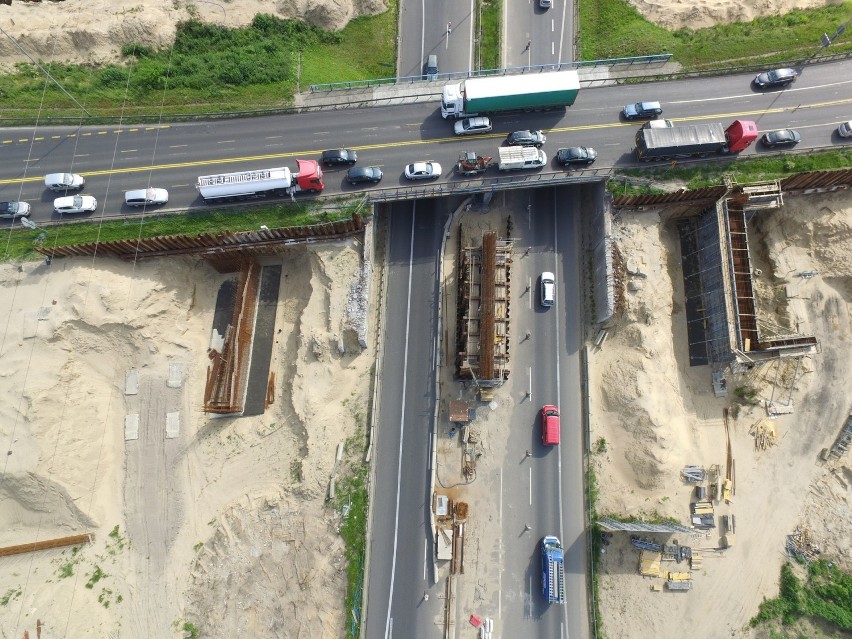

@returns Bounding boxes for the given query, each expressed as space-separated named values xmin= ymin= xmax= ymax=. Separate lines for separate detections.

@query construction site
xmin=589 ymin=174 xmax=852 ymax=638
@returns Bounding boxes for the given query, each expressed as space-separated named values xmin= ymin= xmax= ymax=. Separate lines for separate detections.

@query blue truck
xmin=541 ymin=536 xmax=566 ymax=604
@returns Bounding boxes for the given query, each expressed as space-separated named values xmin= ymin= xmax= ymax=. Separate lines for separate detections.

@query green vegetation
xmin=0 ymin=202 xmax=356 ymax=264
xmin=57 ymin=561 xmax=75 ymax=578
xmin=0 ymin=587 xmax=22 ymax=606
xmin=0 ymin=8 xmax=398 ymax=121
xmin=335 ymin=442 xmax=369 ymax=639
xmin=182 ymin=621 xmax=199 ymax=639
xmin=587 ymin=467 xmax=604 ymax=637
xmin=735 ymin=386 xmax=758 ymax=401
xmin=612 ymin=147 xmax=852 ymax=195
xmin=85 ymin=566 xmax=106 ymax=589
xmin=752 ymin=561 xmax=852 ymax=632
xmin=193 ymin=542 xmax=204 ymax=552
xmin=479 ymin=0 xmax=503 ymax=70
xmin=579 ymin=0 xmax=852 ymax=67
xmin=594 ymin=437 xmax=607 ymax=454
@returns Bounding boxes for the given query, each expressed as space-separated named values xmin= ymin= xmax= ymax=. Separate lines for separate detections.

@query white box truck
xmin=497 ymin=147 xmax=547 ymax=171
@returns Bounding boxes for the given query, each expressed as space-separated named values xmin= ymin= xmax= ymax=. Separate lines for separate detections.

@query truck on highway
xmin=196 ymin=160 xmax=324 ymax=201
xmin=440 ymin=70 xmax=580 ymax=120
xmin=541 ymin=536 xmax=566 ymax=604
xmin=497 ymin=147 xmax=547 ymax=171
xmin=634 ymin=119 xmax=758 ymax=161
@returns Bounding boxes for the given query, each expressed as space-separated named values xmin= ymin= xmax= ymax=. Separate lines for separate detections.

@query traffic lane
xmin=555 ymin=184 xmax=591 ymax=638
xmin=398 ymin=0 xmax=426 ymax=78
xmin=387 ymin=201 xmax=446 ymax=637
xmin=363 ymin=203 xmax=416 ymax=639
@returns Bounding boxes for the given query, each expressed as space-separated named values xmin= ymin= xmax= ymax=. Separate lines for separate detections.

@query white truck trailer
xmin=196 ymin=160 xmax=324 ymax=201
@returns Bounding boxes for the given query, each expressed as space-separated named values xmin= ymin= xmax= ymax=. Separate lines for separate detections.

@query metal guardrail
xmin=308 ymin=55 xmax=673 ymax=92
xmin=363 ymin=168 xmax=612 ymax=202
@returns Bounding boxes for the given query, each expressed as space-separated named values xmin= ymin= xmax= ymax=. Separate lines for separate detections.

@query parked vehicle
xmin=54 ymin=195 xmax=97 ymax=214
xmin=556 ymin=146 xmax=597 ymax=166
xmin=540 ymin=405 xmax=560 ymax=445
xmin=0 ymin=201 xmax=31 ymax=219
xmin=441 ymin=69 xmax=580 ymax=119
xmin=838 ymin=121 xmax=852 ymax=138
xmin=497 ymin=147 xmax=547 ymax=171
xmin=404 ymin=161 xmax=442 ymax=180
xmin=634 ymin=119 xmax=758 ymax=161
xmin=753 ymin=68 xmax=798 ymax=88
xmin=456 ymin=152 xmax=492 ymax=176
xmin=124 ymin=188 xmax=169 ymax=207
xmin=622 ymin=101 xmax=663 ymax=120
xmin=541 ymin=536 xmax=566 ymax=604
xmin=196 ymin=161 xmax=324 ymax=201
xmin=346 ymin=166 xmax=383 ymax=185
xmin=321 ymin=149 xmax=357 ymax=166
xmin=540 ymin=271 xmax=555 ymax=307
xmin=424 ymin=54 xmax=439 ymax=80
xmin=454 ymin=116 xmax=492 ymax=136
xmin=761 ymin=129 xmax=801 ymax=148
xmin=44 ymin=173 xmax=85 ymax=192
xmin=506 ymin=130 xmax=546 ymax=148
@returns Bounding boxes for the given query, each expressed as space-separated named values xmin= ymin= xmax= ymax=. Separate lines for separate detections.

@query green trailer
xmin=441 ymin=70 xmax=580 ymax=119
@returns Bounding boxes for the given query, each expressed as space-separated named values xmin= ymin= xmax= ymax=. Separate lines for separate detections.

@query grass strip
xmin=335 ymin=457 xmax=369 ymax=639
xmin=0 ymin=201 xmax=356 ymax=263
xmin=479 ymin=0 xmax=503 ymax=70
xmin=579 ymin=0 xmax=852 ymax=68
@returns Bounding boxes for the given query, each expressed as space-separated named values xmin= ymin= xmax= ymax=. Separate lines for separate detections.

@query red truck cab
xmin=541 ymin=405 xmax=561 ymax=446
xmin=294 ymin=159 xmax=325 ymax=193
xmin=724 ymin=120 xmax=759 ymax=153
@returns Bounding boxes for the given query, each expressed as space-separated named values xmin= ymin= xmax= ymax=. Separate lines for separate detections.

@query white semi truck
xmin=196 ymin=160 xmax=324 ymax=201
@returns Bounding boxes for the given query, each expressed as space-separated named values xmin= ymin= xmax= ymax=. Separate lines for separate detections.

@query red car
xmin=541 ymin=405 xmax=560 ymax=446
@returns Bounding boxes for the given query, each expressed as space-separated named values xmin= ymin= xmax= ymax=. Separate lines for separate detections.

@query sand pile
xmin=628 ymin=0 xmax=830 ymax=30
xmin=592 ymin=193 xmax=852 ymax=639
xmin=0 ymin=239 xmax=374 ymax=639
xmin=0 ymin=0 xmax=388 ymax=67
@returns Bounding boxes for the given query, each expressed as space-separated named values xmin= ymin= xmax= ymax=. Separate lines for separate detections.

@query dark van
xmin=424 ymin=55 xmax=438 ymax=80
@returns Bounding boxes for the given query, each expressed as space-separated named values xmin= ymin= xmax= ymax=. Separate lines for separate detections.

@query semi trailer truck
xmin=196 ymin=160 xmax=324 ymax=201
xmin=541 ymin=536 xmax=566 ymax=604
xmin=441 ymin=70 xmax=580 ymax=119
xmin=634 ymin=119 xmax=758 ymax=161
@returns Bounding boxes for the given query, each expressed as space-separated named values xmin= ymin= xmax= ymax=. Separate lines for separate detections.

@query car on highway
xmin=124 ymin=188 xmax=169 ymax=207
xmin=622 ymin=101 xmax=662 ymax=120
xmin=540 ymin=405 xmax=560 ymax=446
xmin=321 ymin=149 xmax=358 ymax=166
xmin=761 ymin=129 xmax=801 ymax=148
xmin=555 ymin=146 xmax=597 ymax=166
xmin=506 ymin=130 xmax=546 ymax=148
xmin=404 ymin=161 xmax=442 ymax=180
xmin=753 ymin=68 xmax=798 ymax=88
xmin=454 ymin=116 xmax=492 ymax=136
xmin=44 ymin=172 xmax=85 ymax=192
xmin=540 ymin=271 xmax=555 ymax=307
xmin=838 ymin=121 xmax=852 ymax=138
xmin=0 ymin=201 xmax=31 ymax=219
xmin=53 ymin=195 xmax=97 ymax=214
xmin=423 ymin=54 xmax=439 ymax=80
xmin=641 ymin=119 xmax=674 ymax=130
xmin=346 ymin=166 xmax=383 ymax=185
xmin=539 ymin=0 xmax=553 ymax=8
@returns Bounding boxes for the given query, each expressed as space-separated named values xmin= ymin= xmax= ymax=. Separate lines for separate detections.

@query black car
xmin=346 ymin=166 xmax=383 ymax=185
xmin=321 ymin=149 xmax=358 ymax=166
xmin=622 ymin=101 xmax=662 ymax=120
xmin=753 ymin=68 xmax=798 ymax=89
xmin=761 ymin=129 xmax=801 ymax=148
xmin=506 ymin=130 xmax=546 ymax=148
xmin=555 ymin=146 xmax=597 ymax=166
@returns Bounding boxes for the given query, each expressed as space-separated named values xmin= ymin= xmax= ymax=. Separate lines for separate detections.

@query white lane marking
xmin=499 ymin=470 xmax=503 ymax=619
xmin=529 ymin=467 xmax=532 ymax=504
xmin=528 ymin=366 xmax=532 ymax=403
xmin=420 ymin=0 xmax=425 ymax=69
xmin=528 ymin=277 xmax=532 ymax=310
xmin=554 ymin=196 xmax=567 ymax=632
xmin=383 ymin=206 xmax=418 ymax=639
xmin=552 ymin=19 xmax=555 ymax=32
xmin=424 ymin=538 xmax=428 ymax=580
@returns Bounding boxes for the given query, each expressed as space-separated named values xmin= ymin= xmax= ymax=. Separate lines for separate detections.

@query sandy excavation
xmin=0 ymin=241 xmax=373 ymax=639
xmin=590 ymin=191 xmax=852 ymax=639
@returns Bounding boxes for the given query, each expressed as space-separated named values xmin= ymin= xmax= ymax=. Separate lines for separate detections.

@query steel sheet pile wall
xmin=203 ymin=261 xmax=261 ymax=414
xmin=590 ymin=193 xmax=616 ymax=323
xmin=37 ymin=215 xmax=363 ymax=261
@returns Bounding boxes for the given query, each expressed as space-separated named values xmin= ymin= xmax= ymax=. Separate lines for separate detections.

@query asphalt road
xmin=364 ymin=199 xmax=449 ymax=639
xmin=505 ymin=0 xmax=574 ymax=69
xmin=398 ymin=0 xmax=474 ymax=78
xmin=2 ymin=61 xmax=851 ymax=225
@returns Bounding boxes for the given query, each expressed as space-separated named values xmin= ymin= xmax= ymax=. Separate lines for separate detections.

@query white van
xmin=124 ymin=188 xmax=169 ymax=207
